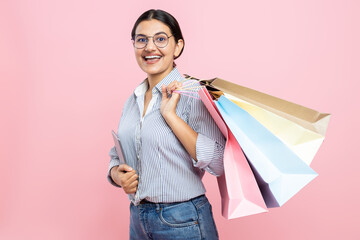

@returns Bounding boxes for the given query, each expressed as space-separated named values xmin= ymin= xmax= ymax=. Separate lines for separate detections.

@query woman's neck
xmin=146 ymin=67 xmax=174 ymax=91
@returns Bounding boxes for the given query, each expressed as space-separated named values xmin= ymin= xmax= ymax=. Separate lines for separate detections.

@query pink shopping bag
xmin=199 ymin=87 xmax=267 ymax=219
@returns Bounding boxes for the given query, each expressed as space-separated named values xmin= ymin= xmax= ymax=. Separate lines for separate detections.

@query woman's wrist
xmin=162 ymin=111 xmax=179 ymax=126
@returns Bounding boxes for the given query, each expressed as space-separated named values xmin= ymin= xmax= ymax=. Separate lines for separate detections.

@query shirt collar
xmin=133 ymin=67 xmax=184 ymax=97
xmin=134 ymin=79 xmax=148 ymax=97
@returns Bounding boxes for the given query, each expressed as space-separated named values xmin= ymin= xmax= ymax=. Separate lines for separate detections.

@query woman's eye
xmin=156 ymin=37 xmax=166 ymax=42
xmin=136 ymin=38 xmax=146 ymax=42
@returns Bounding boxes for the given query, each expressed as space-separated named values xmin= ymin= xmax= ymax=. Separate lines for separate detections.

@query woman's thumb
xmin=118 ymin=164 xmax=133 ymax=172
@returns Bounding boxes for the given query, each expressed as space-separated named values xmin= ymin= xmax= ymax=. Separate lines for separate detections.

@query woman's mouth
xmin=143 ymin=55 xmax=162 ymax=64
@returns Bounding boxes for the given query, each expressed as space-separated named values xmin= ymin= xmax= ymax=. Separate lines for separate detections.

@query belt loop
xmin=190 ymin=194 xmax=205 ymax=208
xmin=156 ymin=203 xmax=161 ymax=211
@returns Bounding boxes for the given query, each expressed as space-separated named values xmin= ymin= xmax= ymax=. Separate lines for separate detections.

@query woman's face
xmin=133 ymin=19 xmax=183 ymax=79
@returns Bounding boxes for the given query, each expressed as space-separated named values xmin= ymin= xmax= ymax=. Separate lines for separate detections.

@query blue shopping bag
xmin=215 ymin=95 xmax=318 ymax=207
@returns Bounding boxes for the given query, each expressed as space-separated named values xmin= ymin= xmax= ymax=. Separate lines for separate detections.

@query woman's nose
xmin=145 ymin=39 xmax=156 ymax=51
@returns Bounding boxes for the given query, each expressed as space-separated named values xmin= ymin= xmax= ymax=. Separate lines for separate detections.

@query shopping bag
xmin=199 ymin=87 xmax=268 ymax=219
xmin=225 ymin=95 xmax=324 ymax=165
xmin=193 ymin=76 xmax=330 ymax=165
xmin=215 ymin=95 xmax=318 ymax=207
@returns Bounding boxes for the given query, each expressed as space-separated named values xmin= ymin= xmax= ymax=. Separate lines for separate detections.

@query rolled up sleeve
xmin=193 ymin=133 xmax=225 ymax=176
xmin=187 ymin=89 xmax=226 ymax=176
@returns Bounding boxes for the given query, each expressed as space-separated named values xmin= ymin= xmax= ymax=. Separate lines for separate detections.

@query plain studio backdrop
xmin=1 ymin=0 xmax=359 ymax=239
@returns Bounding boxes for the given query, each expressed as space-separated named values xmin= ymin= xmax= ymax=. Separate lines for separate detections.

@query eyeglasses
xmin=132 ymin=32 xmax=173 ymax=49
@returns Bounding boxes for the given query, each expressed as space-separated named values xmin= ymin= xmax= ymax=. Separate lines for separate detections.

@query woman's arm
xmin=161 ymin=82 xmax=199 ymax=161
xmin=160 ymin=81 xmax=226 ymax=175
xmin=162 ymin=109 xmax=199 ymax=161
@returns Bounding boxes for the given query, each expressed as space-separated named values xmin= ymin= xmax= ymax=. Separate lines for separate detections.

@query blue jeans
xmin=129 ymin=195 xmax=219 ymax=240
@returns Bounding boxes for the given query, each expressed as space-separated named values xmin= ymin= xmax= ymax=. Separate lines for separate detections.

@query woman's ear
xmin=174 ymin=39 xmax=184 ymax=58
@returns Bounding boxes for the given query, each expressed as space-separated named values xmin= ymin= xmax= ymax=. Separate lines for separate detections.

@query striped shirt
xmin=107 ymin=67 xmax=225 ymax=206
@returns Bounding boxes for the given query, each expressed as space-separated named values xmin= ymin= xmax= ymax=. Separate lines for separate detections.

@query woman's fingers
xmin=126 ymin=187 xmax=137 ymax=194
xmin=124 ymin=178 xmax=138 ymax=194
xmin=161 ymin=85 xmax=168 ymax=101
xmin=126 ymin=172 xmax=138 ymax=184
xmin=124 ymin=182 xmax=138 ymax=194
xmin=160 ymin=80 xmax=182 ymax=118
xmin=121 ymin=172 xmax=138 ymax=190
xmin=165 ymin=80 xmax=183 ymax=94
xmin=122 ymin=172 xmax=137 ymax=184
xmin=119 ymin=169 xmax=134 ymax=181
xmin=128 ymin=180 xmax=139 ymax=189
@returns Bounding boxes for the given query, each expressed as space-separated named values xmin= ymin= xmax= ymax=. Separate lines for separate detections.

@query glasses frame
xmin=132 ymin=32 xmax=174 ymax=49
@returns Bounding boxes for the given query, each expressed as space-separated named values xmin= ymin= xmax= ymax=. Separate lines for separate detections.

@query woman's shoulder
xmin=118 ymin=90 xmax=136 ymax=115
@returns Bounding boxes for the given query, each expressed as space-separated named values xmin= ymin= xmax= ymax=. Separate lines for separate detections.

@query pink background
xmin=1 ymin=0 xmax=359 ymax=239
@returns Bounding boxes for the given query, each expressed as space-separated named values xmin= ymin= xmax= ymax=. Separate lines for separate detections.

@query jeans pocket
xmin=159 ymin=201 xmax=199 ymax=228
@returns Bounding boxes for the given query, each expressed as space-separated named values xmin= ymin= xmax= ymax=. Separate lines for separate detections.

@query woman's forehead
xmin=135 ymin=19 xmax=171 ymax=35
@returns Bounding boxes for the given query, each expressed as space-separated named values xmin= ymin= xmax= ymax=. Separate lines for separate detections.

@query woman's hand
xmin=160 ymin=80 xmax=182 ymax=120
xmin=111 ymin=164 xmax=138 ymax=194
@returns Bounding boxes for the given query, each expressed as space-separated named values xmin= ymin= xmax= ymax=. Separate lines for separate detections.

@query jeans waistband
xmin=137 ymin=194 xmax=206 ymax=207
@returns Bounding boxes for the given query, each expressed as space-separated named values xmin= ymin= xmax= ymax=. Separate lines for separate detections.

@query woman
xmin=107 ymin=9 xmax=225 ymax=240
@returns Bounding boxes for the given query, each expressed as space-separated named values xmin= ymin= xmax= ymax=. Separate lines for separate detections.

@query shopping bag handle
xmin=183 ymin=74 xmax=215 ymax=85
xmin=184 ymin=74 xmax=223 ymax=99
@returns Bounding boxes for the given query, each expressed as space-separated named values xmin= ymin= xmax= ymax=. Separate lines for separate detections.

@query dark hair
xmin=131 ymin=9 xmax=185 ymax=66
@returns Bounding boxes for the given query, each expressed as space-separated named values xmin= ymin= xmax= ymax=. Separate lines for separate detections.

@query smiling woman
xmin=107 ymin=9 xmax=225 ymax=240
xmin=132 ymin=18 xmax=184 ymax=85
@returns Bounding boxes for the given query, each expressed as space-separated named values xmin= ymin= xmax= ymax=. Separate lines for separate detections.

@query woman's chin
xmin=140 ymin=65 xmax=173 ymax=77
xmin=141 ymin=67 xmax=160 ymax=75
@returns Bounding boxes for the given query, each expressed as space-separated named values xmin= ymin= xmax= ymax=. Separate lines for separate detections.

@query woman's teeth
xmin=144 ymin=56 xmax=161 ymax=61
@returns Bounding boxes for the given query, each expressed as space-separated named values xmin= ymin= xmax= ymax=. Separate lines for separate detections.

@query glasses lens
xmin=154 ymin=33 xmax=168 ymax=48
xmin=134 ymin=35 xmax=147 ymax=48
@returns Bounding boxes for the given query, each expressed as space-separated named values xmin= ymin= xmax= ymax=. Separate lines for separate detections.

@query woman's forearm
xmin=163 ymin=113 xmax=198 ymax=161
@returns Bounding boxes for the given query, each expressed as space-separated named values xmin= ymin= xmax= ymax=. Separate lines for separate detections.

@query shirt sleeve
xmin=107 ymin=146 xmax=123 ymax=188
xmin=107 ymin=95 xmax=132 ymax=188
xmin=187 ymin=89 xmax=226 ymax=176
